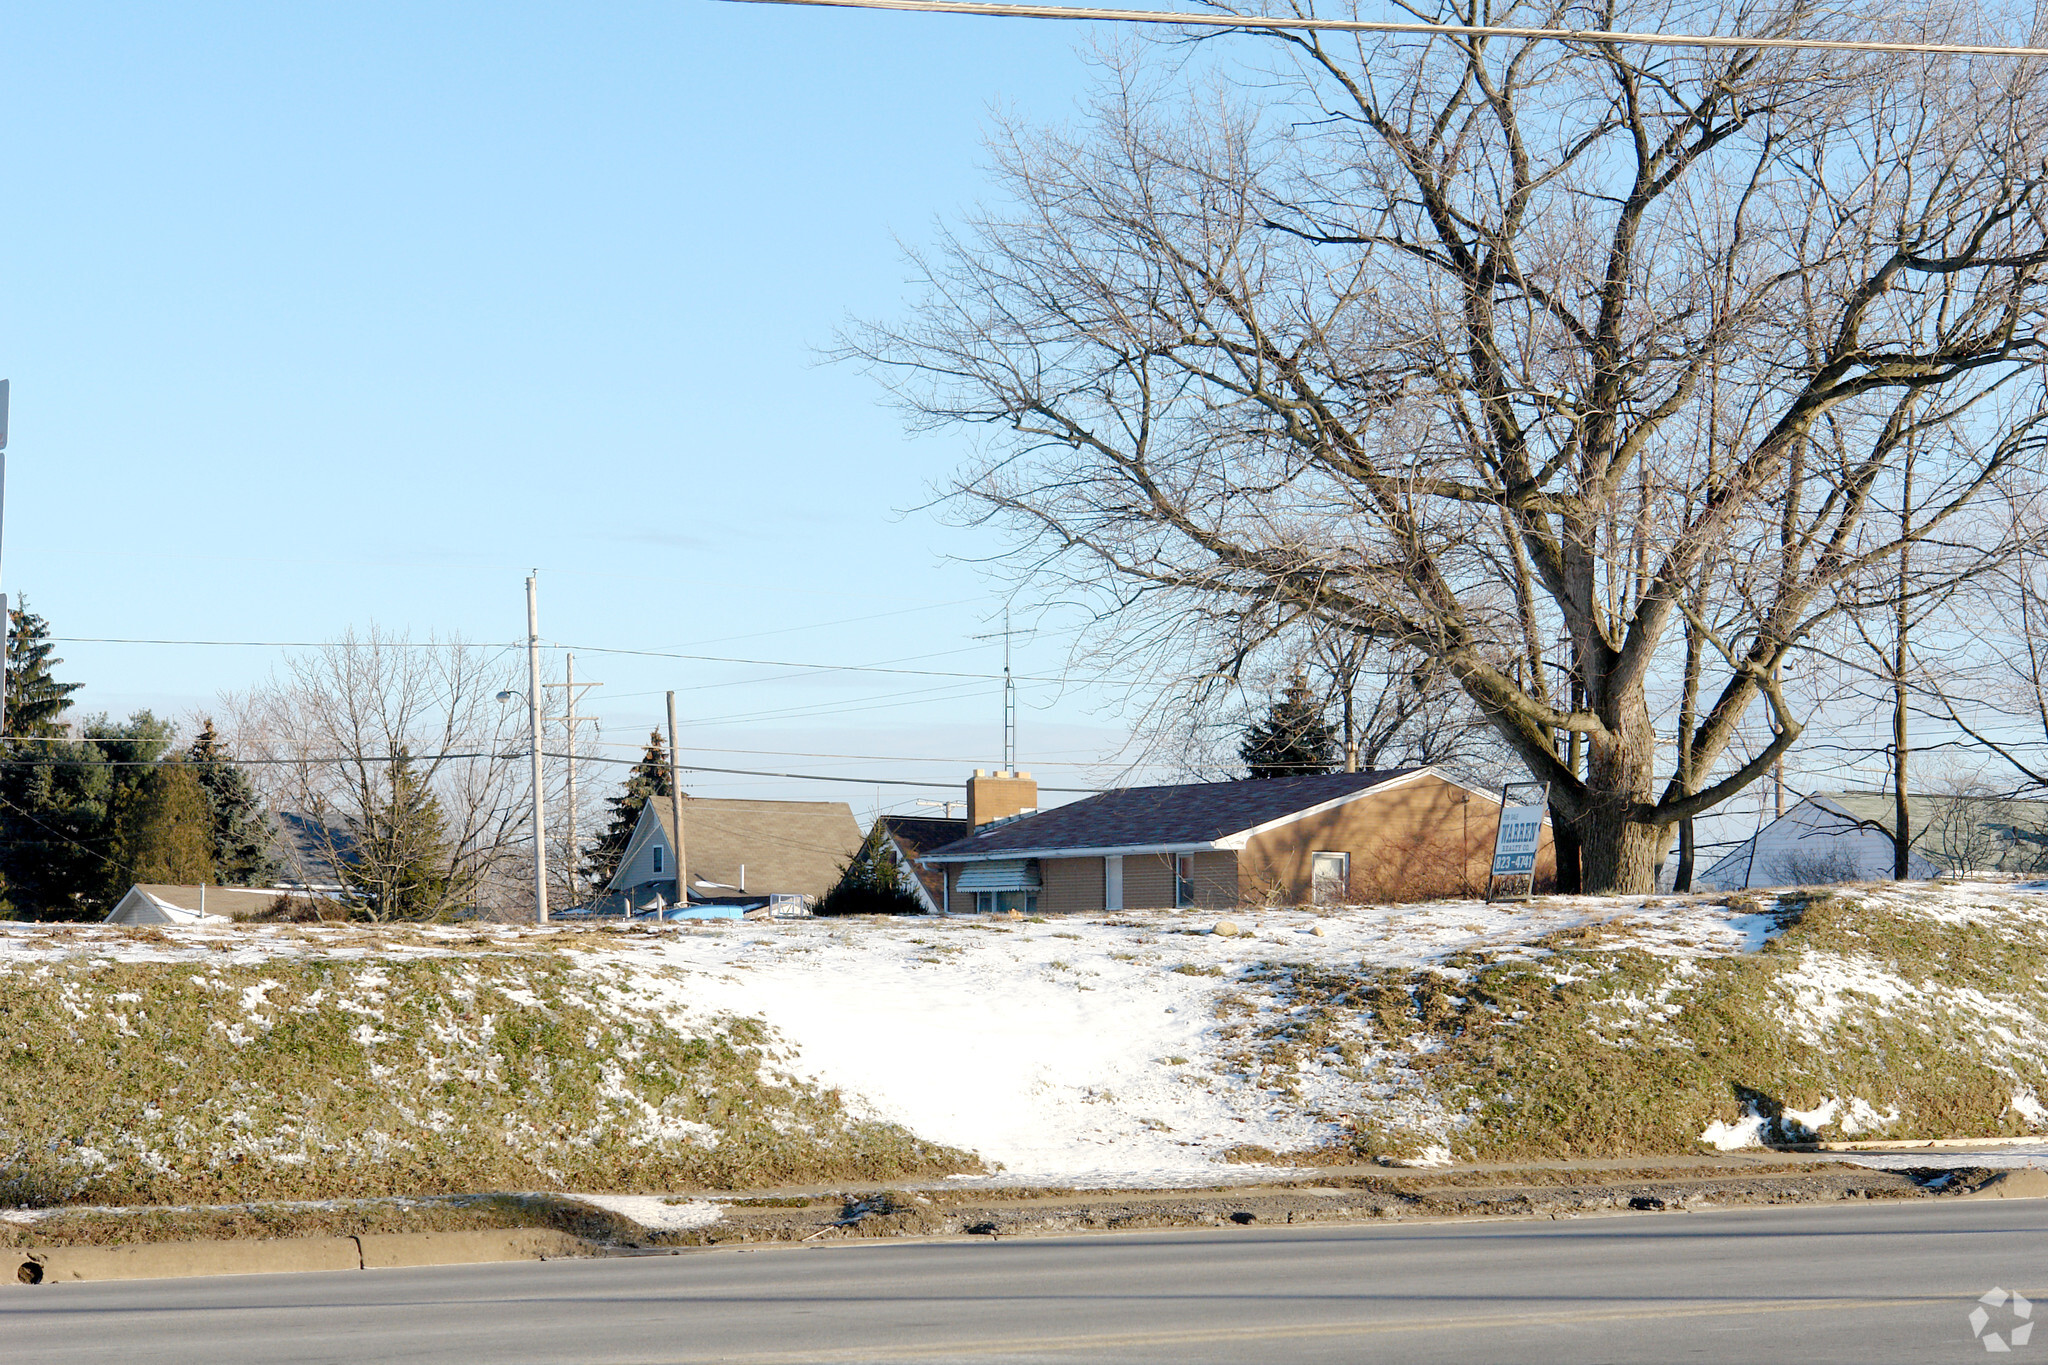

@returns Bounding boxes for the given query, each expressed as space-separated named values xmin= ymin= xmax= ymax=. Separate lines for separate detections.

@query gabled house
xmin=1697 ymin=791 xmax=2048 ymax=890
xmin=922 ymin=768 xmax=1553 ymax=913
xmin=605 ymin=796 xmax=864 ymax=911
xmin=877 ymin=815 xmax=968 ymax=915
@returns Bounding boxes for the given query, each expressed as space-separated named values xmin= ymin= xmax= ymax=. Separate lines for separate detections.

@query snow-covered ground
xmin=569 ymin=898 xmax=1784 ymax=1185
xmin=9 ymin=881 xmax=2046 ymax=1188
xmin=0 ymin=893 xmax=1786 ymax=1186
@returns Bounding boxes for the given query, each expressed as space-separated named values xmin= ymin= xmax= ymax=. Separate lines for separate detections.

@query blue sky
xmin=0 ymin=0 xmax=1178 ymax=813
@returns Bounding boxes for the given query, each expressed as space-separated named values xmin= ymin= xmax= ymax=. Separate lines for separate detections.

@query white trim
xmin=1103 ymin=854 xmax=1123 ymax=912
xmin=882 ymin=828 xmax=946 ymax=915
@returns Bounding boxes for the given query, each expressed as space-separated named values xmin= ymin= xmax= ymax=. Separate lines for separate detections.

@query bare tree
xmin=228 ymin=629 xmax=529 ymax=921
xmin=850 ymin=4 xmax=2048 ymax=892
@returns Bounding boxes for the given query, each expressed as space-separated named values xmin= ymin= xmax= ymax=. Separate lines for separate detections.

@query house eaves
xmin=926 ymin=767 xmax=1447 ymax=864
xmin=925 ymin=840 xmax=1231 ymax=864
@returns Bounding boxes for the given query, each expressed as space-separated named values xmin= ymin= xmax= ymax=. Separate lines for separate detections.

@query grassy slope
xmin=1251 ymin=889 xmax=2048 ymax=1161
xmin=2 ymin=943 xmax=970 ymax=1207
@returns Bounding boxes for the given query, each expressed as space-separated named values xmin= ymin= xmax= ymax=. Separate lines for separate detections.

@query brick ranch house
xmin=920 ymin=768 xmax=1555 ymax=913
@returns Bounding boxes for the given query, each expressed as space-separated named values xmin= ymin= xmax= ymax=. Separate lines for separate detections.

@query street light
xmin=498 ymin=591 xmax=549 ymax=930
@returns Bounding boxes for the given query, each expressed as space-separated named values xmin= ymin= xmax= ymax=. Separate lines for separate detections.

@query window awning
xmin=955 ymin=859 xmax=1041 ymax=892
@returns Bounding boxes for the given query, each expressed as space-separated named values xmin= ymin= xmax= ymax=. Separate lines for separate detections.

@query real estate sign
xmin=1489 ymin=803 xmax=1547 ymax=877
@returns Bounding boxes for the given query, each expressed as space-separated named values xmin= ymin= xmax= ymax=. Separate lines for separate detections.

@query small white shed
xmin=103 ymin=884 xmax=288 ymax=925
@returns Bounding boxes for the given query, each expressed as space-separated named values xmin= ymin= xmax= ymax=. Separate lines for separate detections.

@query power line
xmin=723 ymin=0 xmax=2048 ymax=57
xmin=0 ymin=741 xmax=1103 ymax=792
xmin=44 ymin=634 xmax=1113 ymax=686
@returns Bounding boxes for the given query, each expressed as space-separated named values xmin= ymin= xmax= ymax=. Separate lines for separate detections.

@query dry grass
xmin=0 ymin=953 xmax=973 ymax=1208
xmin=1237 ymin=891 xmax=2048 ymax=1163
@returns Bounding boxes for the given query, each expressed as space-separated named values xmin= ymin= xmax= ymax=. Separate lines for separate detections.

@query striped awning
xmin=954 ymin=859 xmax=1042 ymax=892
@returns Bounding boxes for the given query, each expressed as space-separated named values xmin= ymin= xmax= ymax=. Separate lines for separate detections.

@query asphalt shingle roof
xmin=923 ymin=770 xmax=1421 ymax=859
xmin=646 ymin=798 xmax=864 ymax=899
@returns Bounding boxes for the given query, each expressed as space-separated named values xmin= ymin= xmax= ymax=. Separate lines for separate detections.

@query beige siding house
xmin=924 ymin=769 xmax=1555 ymax=913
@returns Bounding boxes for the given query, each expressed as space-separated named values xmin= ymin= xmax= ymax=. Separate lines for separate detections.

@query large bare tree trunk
xmin=851 ymin=4 xmax=2048 ymax=892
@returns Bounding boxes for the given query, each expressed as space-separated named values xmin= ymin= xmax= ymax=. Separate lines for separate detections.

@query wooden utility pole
xmin=544 ymin=654 xmax=601 ymax=905
xmin=1893 ymin=445 xmax=1915 ymax=879
xmin=666 ymin=690 xmax=687 ymax=909
xmin=525 ymin=574 xmax=549 ymax=924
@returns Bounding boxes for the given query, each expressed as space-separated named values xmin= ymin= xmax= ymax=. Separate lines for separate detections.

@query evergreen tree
xmin=341 ymin=751 xmax=453 ymax=921
xmin=586 ymin=731 xmax=673 ymax=887
xmin=186 ymin=717 xmax=277 ymax=885
xmin=4 ymin=598 xmax=83 ymax=739
xmin=84 ymin=711 xmax=185 ymax=908
xmin=1239 ymin=676 xmax=1339 ymax=779
xmin=0 ymin=599 xmax=89 ymax=916
xmin=816 ymin=820 xmax=924 ymax=917
xmin=105 ymin=762 xmax=215 ymax=892
xmin=2 ymin=709 xmax=178 ymax=920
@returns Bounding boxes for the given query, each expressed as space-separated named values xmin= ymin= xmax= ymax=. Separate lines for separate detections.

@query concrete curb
xmin=1959 ymin=1170 xmax=2048 ymax=1200
xmin=15 ymin=1228 xmax=598 ymax=1285
xmin=1802 ymin=1136 xmax=2048 ymax=1152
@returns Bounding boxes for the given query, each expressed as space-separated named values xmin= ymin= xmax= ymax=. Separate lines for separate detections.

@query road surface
xmin=6 ymin=1200 xmax=2043 ymax=1362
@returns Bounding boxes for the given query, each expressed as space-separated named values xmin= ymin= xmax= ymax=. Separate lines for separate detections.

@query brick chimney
xmin=967 ymin=769 xmax=1038 ymax=827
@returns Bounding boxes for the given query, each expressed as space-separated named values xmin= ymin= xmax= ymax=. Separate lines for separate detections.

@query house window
xmin=974 ymin=890 xmax=1038 ymax=915
xmin=653 ymin=846 xmax=664 ymax=874
xmin=1311 ymin=852 xmax=1349 ymax=905
xmin=1175 ymin=854 xmax=1196 ymax=908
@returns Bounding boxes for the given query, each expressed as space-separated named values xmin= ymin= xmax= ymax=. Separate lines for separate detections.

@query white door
xmin=1103 ymin=855 xmax=1123 ymax=912
xmin=1311 ymin=852 xmax=1349 ymax=905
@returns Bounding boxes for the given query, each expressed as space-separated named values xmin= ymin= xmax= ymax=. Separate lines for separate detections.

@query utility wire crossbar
xmin=721 ymin=0 xmax=2048 ymax=57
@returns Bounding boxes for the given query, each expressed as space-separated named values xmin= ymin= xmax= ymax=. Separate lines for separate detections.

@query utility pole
xmin=1 ymin=379 xmax=11 ymax=737
xmin=666 ymin=690 xmax=688 ymax=909
xmin=543 ymin=653 xmax=601 ymax=905
xmin=525 ymin=574 xmax=549 ymax=924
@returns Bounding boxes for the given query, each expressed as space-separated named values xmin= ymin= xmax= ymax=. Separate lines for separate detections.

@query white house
xmin=606 ymin=796 xmax=864 ymax=911
xmin=1697 ymin=791 xmax=2048 ymax=890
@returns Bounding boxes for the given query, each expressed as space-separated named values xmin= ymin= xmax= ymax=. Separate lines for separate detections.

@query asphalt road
xmin=5 ymin=1201 xmax=2044 ymax=1363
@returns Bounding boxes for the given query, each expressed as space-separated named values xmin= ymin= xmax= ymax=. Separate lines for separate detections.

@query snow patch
xmin=574 ymin=1194 xmax=723 ymax=1233
xmin=1701 ymin=1113 xmax=1769 ymax=1150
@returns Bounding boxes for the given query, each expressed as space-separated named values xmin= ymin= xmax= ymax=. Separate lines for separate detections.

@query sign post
xmin=1484 ymin=781 xmax=1549 ymax=903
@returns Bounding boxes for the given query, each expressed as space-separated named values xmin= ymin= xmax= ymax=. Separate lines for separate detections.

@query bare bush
xmin=227 ymin=629 xmax=528 ymax=921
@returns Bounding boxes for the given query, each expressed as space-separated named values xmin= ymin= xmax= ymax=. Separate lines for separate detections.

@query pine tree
xmin=1239 ymin=676 xmax=1339 ymax=779
xmin=186 ymin=717 xmax=277 ymax=885
xmin=85 ymin=711 xmax=185 ymax=908
xmin=4 ymin=598 xmax=83 ymax=740
xmin=816 ymin=820 xmax=924 ymax=917
xmin=0 ymin=598 xmax=88 ymax=916
xmin=586 ymin=731 xmax=673 ymax=887
xmin=342 ymin=752 xmax=453 ymax=921
xmin=2 ymin=709 xmax=178 ymax=920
